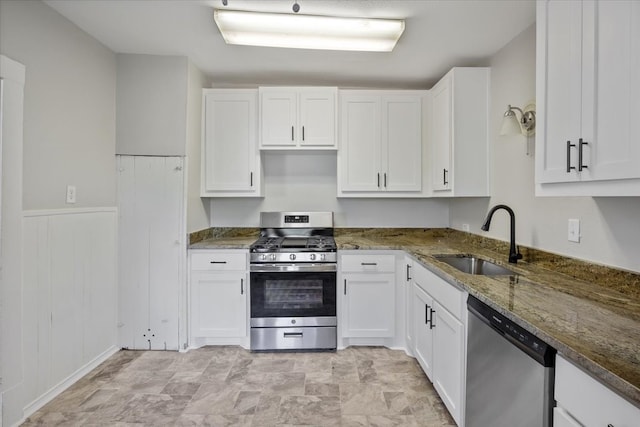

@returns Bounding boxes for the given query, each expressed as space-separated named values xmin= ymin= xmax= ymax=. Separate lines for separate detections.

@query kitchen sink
xmin=433 ymin=254 xmax=516 ymax=276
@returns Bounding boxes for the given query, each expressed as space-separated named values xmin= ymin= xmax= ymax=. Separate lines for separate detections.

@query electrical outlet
xmin=568 ymin=219 xmax=580 ymax=243
xmin=462 ymin=223 xmax=470 ymax=232
xmin=66 ymin=185 xmax=76 ymax=204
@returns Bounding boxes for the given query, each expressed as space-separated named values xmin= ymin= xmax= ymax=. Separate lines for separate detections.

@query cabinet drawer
xmin=556 ymin=355 xmax=640 ymax=426
xmin=341 ymin=254 xmax=395 ymax=273
xmin=190 ymin=252 xmax=247 ymax=271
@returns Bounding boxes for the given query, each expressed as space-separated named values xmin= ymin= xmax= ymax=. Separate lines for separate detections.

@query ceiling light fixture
xmin=213 ymin=9 xmax=405 ymax=52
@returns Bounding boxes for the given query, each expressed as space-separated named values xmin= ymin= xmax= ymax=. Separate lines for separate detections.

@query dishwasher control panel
xmin=468 ymin=295 xmax=555 ymax=366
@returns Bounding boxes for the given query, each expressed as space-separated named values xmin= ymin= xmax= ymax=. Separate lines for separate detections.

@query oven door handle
xmin=250 ymin=263 xmax=337 ymax=273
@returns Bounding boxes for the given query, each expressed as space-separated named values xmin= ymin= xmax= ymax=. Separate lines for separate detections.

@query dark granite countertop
xmin=189 ymin=227 xmax=640 ymax=407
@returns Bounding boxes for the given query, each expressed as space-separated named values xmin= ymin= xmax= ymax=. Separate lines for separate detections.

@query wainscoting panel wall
xmin=21 ymin=208 xmax=118 ymax=418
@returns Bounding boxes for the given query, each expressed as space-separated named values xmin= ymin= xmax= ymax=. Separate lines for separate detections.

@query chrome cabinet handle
xmin=361 ymin=262 xmax=377 ymax=266
xmin=241 ymin=278 xmax=244 ymax=295
xmin=291 ymin=126 xmax=294 ymax=141
xmin=443 ymin=169 xmax=448 ymax=186
xmin=429 ymin=308 xmax=436 ymax=329
xmin=302 ymin=126 xmax=305 ymax=141
xmin=377 ymin=173 xmax=380 ymax=188
xmin=566 ymin=140 xmax=576 ymax=172
xmin=384 ymin=173 xmax=387 ymax=188
xmin=210 ymin=261 xmax=227 ymax=264
xmin=578 ymin=138 xmax=588 ymax=171
xmin=406 ymin=264 xmax=412 ymax=281
xmin=425 ymin=304 xmax=430 ymax=325
xmin=250 ymin=172 xmax=253 ymax=187
xmin=344 ymin=279 xmax=347 ymax=295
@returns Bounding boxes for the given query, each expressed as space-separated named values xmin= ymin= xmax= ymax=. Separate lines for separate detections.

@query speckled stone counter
xmin=189 ymin=227 xmax=640 ymax=406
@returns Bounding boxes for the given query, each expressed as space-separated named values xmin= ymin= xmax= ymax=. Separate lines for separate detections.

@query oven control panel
xmin=250 ymin=252 xmax=337 ymax=264
xmin=284 ymin=215 xmax=309 ymax=224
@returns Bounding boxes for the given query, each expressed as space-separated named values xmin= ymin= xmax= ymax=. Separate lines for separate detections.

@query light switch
xmin=568 ymin=219 xmax=580 ymax=243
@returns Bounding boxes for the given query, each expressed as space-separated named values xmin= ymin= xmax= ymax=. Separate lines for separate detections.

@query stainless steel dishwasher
xmin=465 ymin=295 xmax=555 ymax=427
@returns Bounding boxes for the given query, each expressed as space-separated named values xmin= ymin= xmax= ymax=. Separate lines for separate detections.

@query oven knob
xmin=289 ymin=254 xmax=296 ymax=260
xmin=309 ymin=253 xmax=316 ymax=261
xmin=260 ymin=254 xmax=267 ymax=261
xmin=320 ymin=253 xmax=326 ymax=261
xmin=270 ymin=254 xmax=277 ymax=261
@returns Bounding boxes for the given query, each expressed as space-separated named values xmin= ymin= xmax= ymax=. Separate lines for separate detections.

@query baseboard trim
xmin=21 ymin=345 xmax=120 ymax=421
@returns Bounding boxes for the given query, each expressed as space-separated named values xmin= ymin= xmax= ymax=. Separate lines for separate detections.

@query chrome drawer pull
xmin=284 ymin=332 xmax=303 ymax=338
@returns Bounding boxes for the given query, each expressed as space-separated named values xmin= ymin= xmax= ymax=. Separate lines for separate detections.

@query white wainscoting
xmin=19 ymin=207 xmax=118 ymax=423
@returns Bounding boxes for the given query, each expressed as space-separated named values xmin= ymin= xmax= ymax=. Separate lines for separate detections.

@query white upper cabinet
xmin=259 ymin=87 xmax=337 ymax=149
xmin=338 ymin=91 xmax=425 ymax=197
xmin=536 ymin=0 xmax=640 ymax=196
xmin=201 ymin=89 xmax=262 ymax=197
xmin=428 ymin=67 xmax=490 ymax=197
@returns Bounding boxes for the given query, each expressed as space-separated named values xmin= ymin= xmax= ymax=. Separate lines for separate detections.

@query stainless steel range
xmin=249 ymin=212 xmax=337 ymax=351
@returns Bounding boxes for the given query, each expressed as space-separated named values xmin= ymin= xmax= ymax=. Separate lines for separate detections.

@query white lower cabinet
xmin=555 ymin=354 xmax=640 ymax=427
xmin=340 ymin=253 xmax=396 ymax=339
xmin=411 ymin=261 xmax=466 ymax=426
xmin=189 ymin=250 xmax=249 ymax=347
xmin=431 ymin=299 xmax=464 ymax=422
xmin=413 ymin=282 xmax=434 ymax=377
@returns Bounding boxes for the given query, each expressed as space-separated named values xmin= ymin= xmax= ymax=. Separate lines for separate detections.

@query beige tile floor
xmin=22 ymin=346 xmax=456 ymax=426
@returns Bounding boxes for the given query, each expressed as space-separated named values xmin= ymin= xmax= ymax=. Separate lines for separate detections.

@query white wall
xmin=186 ymin=61 xmax=210 ymax=233
xmin=116 ymin=54 xmax=188 ymax=156
xmin=449 ymin=24 xmax=640 ymax=273
xmin=209 ymin=151 xmax=450 ymax=227
xmin=1 ymin=2 xmax=119 ymax=425
xmin=0 ymin=0 xmax=116 ymax=210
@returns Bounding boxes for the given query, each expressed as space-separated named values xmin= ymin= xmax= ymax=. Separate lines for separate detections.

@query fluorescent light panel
xmin=214 ymin=9 xmax=405 ymax=52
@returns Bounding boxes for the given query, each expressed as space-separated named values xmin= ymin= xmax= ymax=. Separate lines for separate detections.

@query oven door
xmin=250 ymin=264 xmax=337 ymax=321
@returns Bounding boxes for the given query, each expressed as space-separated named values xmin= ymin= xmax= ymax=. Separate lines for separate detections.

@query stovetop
xmin=250 ymin=236 xmax=337 ymax=253
xmin=250 ymin=212 xmax=337 ymax=263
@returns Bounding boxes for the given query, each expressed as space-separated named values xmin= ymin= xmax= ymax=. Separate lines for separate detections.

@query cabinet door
xmin=342 ymin=273 xmax=395 ymax=338
xmin=339 ymin=95 xmax=382 ymax=192
xmin=203 ymin=90 xmax=258 ymax=193
xmin=582 ymin=1 xmax=640 ymax=181
xmin=431 ymin=76 xmax=452 ymax=191
xmin=299 ymin=89 xmax=336 ymax=147
xmin=260 ymin=89 xmax=297 ymax=147
xmin=432 ymin=300 xmax=464 ymax=425
xmin=536 ymin=0 xmax=583 ymax=184
xmin=413 ymin=283 xmax=434 ymax=379
xmin=404 ymin=260 xmax=415 ymax=352
xmin=382 ymin=96 xmax=422 ymax=191
xmin=190 ymin=271 xmax=247 ymax=338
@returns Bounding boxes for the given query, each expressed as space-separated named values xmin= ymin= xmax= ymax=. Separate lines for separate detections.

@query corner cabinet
xmin=428 ymin=67 xmax=490 ymax=197
xmin=338 ymin=91 xmax=425 ymax=197
xmin=188 ymin=250 xmax=249 ymax=348
xmin=411 ymin=262 xmax=466 ymax=426
xmin=259 ymin=87 xmax=337 ymax=149
xmin=201 ymin=89 xmax=262 ymax=197
xmin=536 ymin=0 xmax=640 ymax=196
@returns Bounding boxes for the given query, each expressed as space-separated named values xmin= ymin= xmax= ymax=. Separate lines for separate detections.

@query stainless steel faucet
xmin=481 ymin=204 xmax=523 ymax=264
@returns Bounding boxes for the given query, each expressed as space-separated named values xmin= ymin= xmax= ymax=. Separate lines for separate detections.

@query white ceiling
xmin=44 ymin=0 xmax=536 ymax=89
